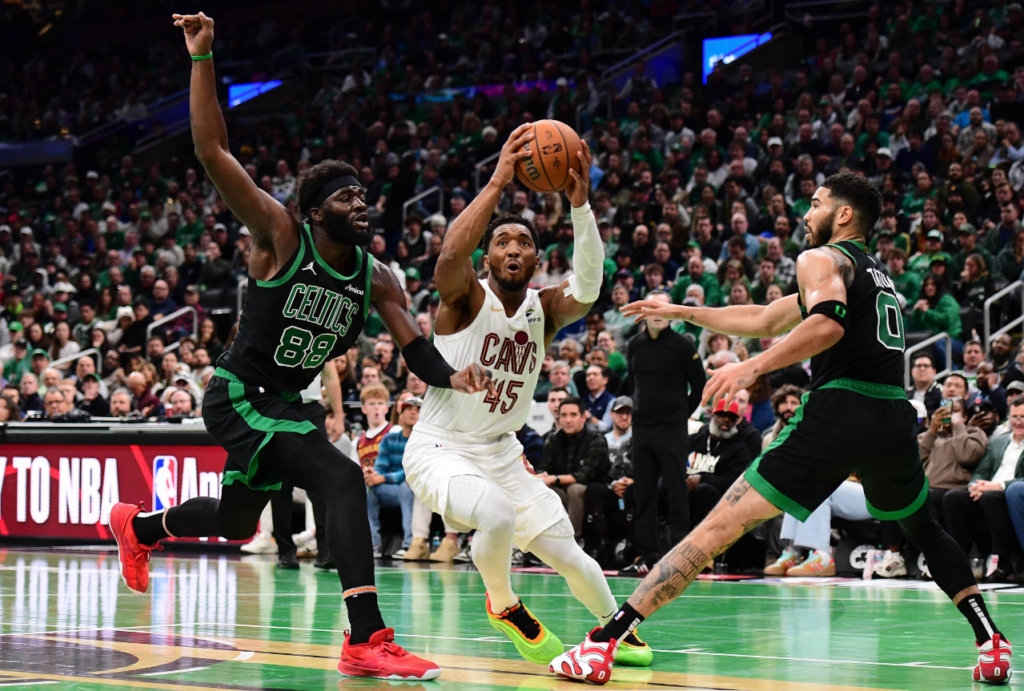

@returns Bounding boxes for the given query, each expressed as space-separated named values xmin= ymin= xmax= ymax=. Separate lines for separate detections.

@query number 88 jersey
xmin=418 ymin=282 xmax=546 ymax=440
xmin=217 ymin=224 xmax=372 ymax=393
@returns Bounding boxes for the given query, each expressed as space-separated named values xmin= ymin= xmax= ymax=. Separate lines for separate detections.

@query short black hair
xmin=483 ymin=214 xmax=540 ymax=250
xmin=558 ymin=395 xmax=583 ymax=414
xmin=296 ymin=159 xmax=360 ymax=218
xmin=821 ymin=172 xmax=882 ymax=234
xmin=912 ymin=352 xmax=935 ymax=368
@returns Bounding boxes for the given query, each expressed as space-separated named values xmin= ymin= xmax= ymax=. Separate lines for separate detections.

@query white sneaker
xmin=392 ymin=548 xmax=408 ymax=558
xmin=874 ymin=550 xmax=907 ymax=578
xmin=294 ymin=532 xmax=317 ymax=558
xmin=454 ymin=543 xmax=473 ymax=563
xmin=240 ymin=533 xmax=277 ymax=554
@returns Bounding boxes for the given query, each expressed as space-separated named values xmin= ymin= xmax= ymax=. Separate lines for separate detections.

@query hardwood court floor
xmin=0 ymin=547 xmax=1020 ymax=690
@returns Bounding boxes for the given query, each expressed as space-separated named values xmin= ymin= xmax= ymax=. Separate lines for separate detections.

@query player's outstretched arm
xmin=701 ymin=250 xmax=848 ymax=407
xmin=541 ymin=141 xmax=602 ymax=332
xmin=173 ymin=13 xmax=295 ymax=251
xmin=621 ymin=294 xmax=803 ymax=339
xmin=369 ymin=262 xmax=495 ymax=395
xmin=434 ymin=124 xmax=534 ymax=307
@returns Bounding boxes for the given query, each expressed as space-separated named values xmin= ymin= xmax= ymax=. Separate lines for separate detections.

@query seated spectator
xmin=43 ymin=388 xmax=66 ymax=421
xmin=603 ymin=284 xmax=638 ymax=346
xmin=109 ymin=388 xmax=134 ymax=417
xmin=595 ymin=331 xmax=628 ymax=377
xmin=167 ymin=388 xmax=197 ymax=419
xmin=910 ymin=274 xmax=963 ymax=365
xmin=365 ymin=394 xmax=419 ymax=558
xmin=732 ymin=388 xmax=768 ymax=459
xmin=765 ymin=480 xmax=873 ymax=577
xmin=762 ymin=384 xmax=805 ymax=449
xmin=995 ymin=227 xmax=1024 ymax=283
xmin=581 ymin=365 xmax=616 ymax=432
xmin=126 ymin=371 xmax=163 ymax=418
xmin=78 ymin=373 xmax=110 ymax=417
xmin=906 ymin=353 xmax=943 ymax=415
xmin=19 ymin=373 xmax=43 ymax=413
xmin=888 ymin=249 xmax=921 ymax=306
xmin=686 ymin=399 xmax=751 ymax=528
xmin=542 ymin=387 xmax=569 ymax=441
xmin=963 ymin=340 xmax=986 ymax=386
xmin=751 ymin=258 xmax=784 ymax=305
xmin=671 ymin=255 xmax=722 ymax=307
xmin=547 ymin=360 xmax=578 ymax=397
xmin=943 ymin=396 xmax=1024 ymax=582
xmin=967 ymin=362 xmax=1009 ymax=420
xmin=989 ymin=334 xmax=1016 ymax=375
xmin=604 ymin=396 xmax=633 ymax=452
xmin=920 ymin=399 xmax=988 ymax=518
xmin=0 ymin=394 xmax=22 ymax=422
xmin=538 ymin=397 xmax=611 ymax=540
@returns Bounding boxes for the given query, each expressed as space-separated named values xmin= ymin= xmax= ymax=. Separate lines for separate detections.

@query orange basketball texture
xmin=515 ymin=120 xmax=583 ymax=194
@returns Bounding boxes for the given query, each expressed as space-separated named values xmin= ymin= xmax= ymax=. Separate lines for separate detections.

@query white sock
xmin=529 ymin=527 xmax=618 ymax=625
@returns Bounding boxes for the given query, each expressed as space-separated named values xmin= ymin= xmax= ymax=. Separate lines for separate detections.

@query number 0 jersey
xmin=801 ymin=240 xmax=906 ymax=390
xmin=217 ymin=224 xmax=373 ymax=393
xmin=418 ymin=282 xmax=545 ymax=439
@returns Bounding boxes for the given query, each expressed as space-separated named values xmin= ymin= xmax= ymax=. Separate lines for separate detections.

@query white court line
xmin=0 ymin=623 xmax=188 ymax=638
xmin=184 ymin=622 xmax=974 ymax=672
xmin=139 ymin=667 xmax=210 ymax=677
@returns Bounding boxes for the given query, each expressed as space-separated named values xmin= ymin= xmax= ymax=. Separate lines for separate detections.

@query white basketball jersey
xmin=419 ymin=283 xmax=545 ymax=439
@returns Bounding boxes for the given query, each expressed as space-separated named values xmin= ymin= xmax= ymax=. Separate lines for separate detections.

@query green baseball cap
xmin=8 ymin=322 xmax=22 ymax=332
xmin=405 ymin=267 xmax=421 ymax=281
xmin=30 ymin=348 xmax=48 ymax=358
xmin=53 ymin=302 xmax=67 ymax=312
xmin=957 ymin=223 xmax=978 ymax=236
xmin=926 ymin=229 xmax=943 ymax=241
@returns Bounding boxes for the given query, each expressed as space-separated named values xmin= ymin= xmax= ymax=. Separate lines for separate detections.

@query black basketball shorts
xmin=745 ymin=378 xmax=929 ymax=522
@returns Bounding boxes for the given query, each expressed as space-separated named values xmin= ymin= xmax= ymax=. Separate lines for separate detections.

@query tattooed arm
xmin=700 ymin=248 xmax=848 ymax=406
xmin=626 ymin=477 xmax=780 ymax=616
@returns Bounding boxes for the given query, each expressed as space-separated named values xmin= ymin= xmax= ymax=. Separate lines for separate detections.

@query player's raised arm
xmin=173 ymin=13 xmax=295 ymax=254
xmin=541 ymin=141 xmax=603 ymax=332
xmin=701 ymin=249 xmax=848 ymax=406
xmin=434 ymin=124 xmax=534 ymax=306
xmin=621 ymin=294 xmax=803 ymax=338
xmin=369 ymin=261 xmax=495 ymax=396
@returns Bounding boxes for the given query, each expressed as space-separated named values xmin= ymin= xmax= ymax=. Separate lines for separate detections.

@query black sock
xmin=345 ymin=590 xmax=387 ymax=645
xmin=591 ymin=603 xmax=644 ymax=643
xmin=957 ymin=594 xmax=1001 ymax=645
xmin=133 ymin=511 xmax=170 ymax=546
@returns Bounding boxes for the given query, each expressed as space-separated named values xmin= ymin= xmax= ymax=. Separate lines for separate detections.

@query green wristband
xmin=191 ymin=52 xmax=213 ymax=61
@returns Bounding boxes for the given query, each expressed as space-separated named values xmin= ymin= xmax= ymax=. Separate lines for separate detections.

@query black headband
xmin=309 ymin=175 xmax=363 ymax=211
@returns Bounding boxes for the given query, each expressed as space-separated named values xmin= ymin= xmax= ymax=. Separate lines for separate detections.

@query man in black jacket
xmin=686 ymin=399 xmax=753 ymax=526
xmin=620 ymin=291 xmax=707 ymax=575
xmin=538 ymin=397 xmax=612 ymax=539
xmin=907 ymin=352 xmax=942 ymax=416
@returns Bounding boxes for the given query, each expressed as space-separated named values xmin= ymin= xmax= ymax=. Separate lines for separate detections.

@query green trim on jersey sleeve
xmin=744 ymin=392 xmax=813 ymax=521
xmin=364 ymin=253 xmax=374 ymax=315
xmin=825 ymin=242 xmax=858 ymax=266
xmin=256 ymin=228 xmax=306 ymax=288
xmin=303 ymin=223 xmax=364 ymax=280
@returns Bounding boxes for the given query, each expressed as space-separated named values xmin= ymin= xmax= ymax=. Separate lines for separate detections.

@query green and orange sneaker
xmin=615 ymin=630 xmax=654 ymax=667
xmin=486 ymin=594 xmax=564 ymax=665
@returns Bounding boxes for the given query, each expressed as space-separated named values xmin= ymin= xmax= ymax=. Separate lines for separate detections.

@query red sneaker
xmin=109 ymin=502 xmax=156 ymax=595
xmin=974 ymin=634 xmax=1012 ymax=684
xmin=338 ymin=628 xmax=441 ymax=681
xmin=549 ymin=627 xmax=618 ymax=685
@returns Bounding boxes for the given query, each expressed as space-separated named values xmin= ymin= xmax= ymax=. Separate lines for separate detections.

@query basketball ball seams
xmin=549 ymin=121 xmax=572 ymax=189
xmin=529 ymin=130 xmax=559 ymax=194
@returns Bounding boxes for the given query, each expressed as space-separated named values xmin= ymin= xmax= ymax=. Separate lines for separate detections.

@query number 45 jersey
xmin=803 ymin=240 xmax=906 ymax=390
xmin=418 ymin=282 xmax=545 ymax=440
xmin=218 ymin=224 xmax=373 ymax=392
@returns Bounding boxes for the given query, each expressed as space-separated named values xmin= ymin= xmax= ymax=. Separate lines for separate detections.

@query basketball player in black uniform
xmin=552 ymin=173 xmax=1012 ymax=685
xmin=107 ymin=13 xmax=493 ymax=682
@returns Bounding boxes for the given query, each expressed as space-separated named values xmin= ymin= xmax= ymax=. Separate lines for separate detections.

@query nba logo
xmin=153 ymin=456 xmax=179 ymax=511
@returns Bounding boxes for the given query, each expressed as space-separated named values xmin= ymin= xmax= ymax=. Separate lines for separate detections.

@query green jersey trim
xmin=825 ymin=242 xmax=858 ymax=266
xmin=364 ymin=254 xmax=374 ymax=315
xmin=213 ymin=366 xmax=302 ymax=401
xmin=255 ymin=230 xmax=306 ymax=288
xmin=744 ymin=392 xmax=814 ymax=521
xmin=303 ymin=223 xmax=364 ymax=281
xmin=865 ymin=475 xmax=930 ymax=520
xmin=817 ymin=378 xmax=907 ymax=400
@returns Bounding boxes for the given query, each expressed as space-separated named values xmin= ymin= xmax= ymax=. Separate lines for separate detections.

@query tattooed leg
xmin=626 ymin=476 xmax=781 ymax=617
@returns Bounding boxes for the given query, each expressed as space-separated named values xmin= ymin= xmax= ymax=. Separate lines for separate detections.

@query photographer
xmin=920 ymin=398 xmax=988 ymax=520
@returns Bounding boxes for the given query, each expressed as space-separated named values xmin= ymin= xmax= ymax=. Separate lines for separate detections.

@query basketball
xmin=515 ymin=119 xmax=583 ymax=194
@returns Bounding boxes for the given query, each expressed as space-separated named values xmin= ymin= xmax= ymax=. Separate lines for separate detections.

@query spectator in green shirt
xmin=888 ymin=248 xmax=921 ymax=305
xmin=902 ymin=171 xmax=936 ymax=219
xmin=670 ymin=255 xmax=722 ymax=307
xmin=750 ymin=257 xmax=785 ymax=305
xmin=909 ymin=274 xmax=964 ymax=364
xmin=854 ymin=114 xmax=889 ymax=157
xmin=908 ymin=229 xmax=954 ymax=277
xmin=596 ymin=330 xmax=628 ymax=378
xmin=952 ymin=225 xmax=995 ymax=275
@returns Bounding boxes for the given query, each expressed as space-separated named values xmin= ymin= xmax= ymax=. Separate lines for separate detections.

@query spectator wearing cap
xmin=405 ymin=268 xmax=430 ymax=313
xmin=944 ymin=395 xmax=1024 ymax=582
xmin=364 ymin=395 xmax=421 ymax=556
xmin=403 ymin=214 xmax=432 ymax=261
xmin=1 ymin=280 xmax=22 ymax=327
xmin=50 ymin=281 xmax=78 ymax=323
xmin=0 ymin=322 xmax=24 ymax=363
xmin=953 ymin=224 xmax=995 ymax=274
xmin=2 ymin=338 xmax=30 ymax=384
xmin=909 ymin=230 xmax=954 ymax=277
xmin=604 ymin=396 xmax=633 ymax=452
xmin=581 ymin=365 xmax=616 ymax=433
xmin=538 ymin=396 xmax=611 ymax=540
xmin=686 ymin=399 xmax=753 ymax=528
xmin=78 ymin=372 xmax=110 ymax=417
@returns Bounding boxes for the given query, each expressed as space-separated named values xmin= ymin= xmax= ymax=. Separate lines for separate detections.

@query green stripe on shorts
xmin=744 ymin=391 xmax=813 ymax=522
xmin=865 ymin=475 xmax=930 ymax=521
xmin=818 ymin=377 xmax=907 ymax=400
xmin=222 ymin=380 xmax=316 ymax=491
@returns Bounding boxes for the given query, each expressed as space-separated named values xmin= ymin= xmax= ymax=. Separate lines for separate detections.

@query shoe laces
xmin=500 ymin=600 xmax=542 ymax=640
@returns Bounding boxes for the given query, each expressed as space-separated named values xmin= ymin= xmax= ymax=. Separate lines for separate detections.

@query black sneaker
xmin=277 ymin=552 xmax=300 ymax=570
xmin=314 ymin=550 xmax=335 ymax=570
xmin=619 ymin=558 xmax=649 ymax=577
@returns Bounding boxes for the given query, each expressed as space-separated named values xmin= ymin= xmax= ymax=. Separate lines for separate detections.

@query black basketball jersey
xmin=217 ymin=224 xmax=373 ymax=393
xmin=800 ymin=240 xmax=906 ymax=390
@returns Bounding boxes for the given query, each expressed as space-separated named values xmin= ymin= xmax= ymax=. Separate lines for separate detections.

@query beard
xmin=711 ymin=422 xmax=738 ymax=439
xmin=322 ymin=207 xmax=373 ymax=246
xmin=492 ymin=271 xmax=531 ymax=293
xmin=807 ymin=208 xmax=837 ymax=248
xmin=780 ymin=410 xmax=796 ymax=422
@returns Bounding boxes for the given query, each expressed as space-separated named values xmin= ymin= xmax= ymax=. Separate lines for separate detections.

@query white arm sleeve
xmin=565 ymin=202 xmax=604 ymax=304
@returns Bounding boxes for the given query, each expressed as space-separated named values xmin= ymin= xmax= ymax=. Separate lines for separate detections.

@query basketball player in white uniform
xmin=404 ymin=125 xmax=652 ymax=667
